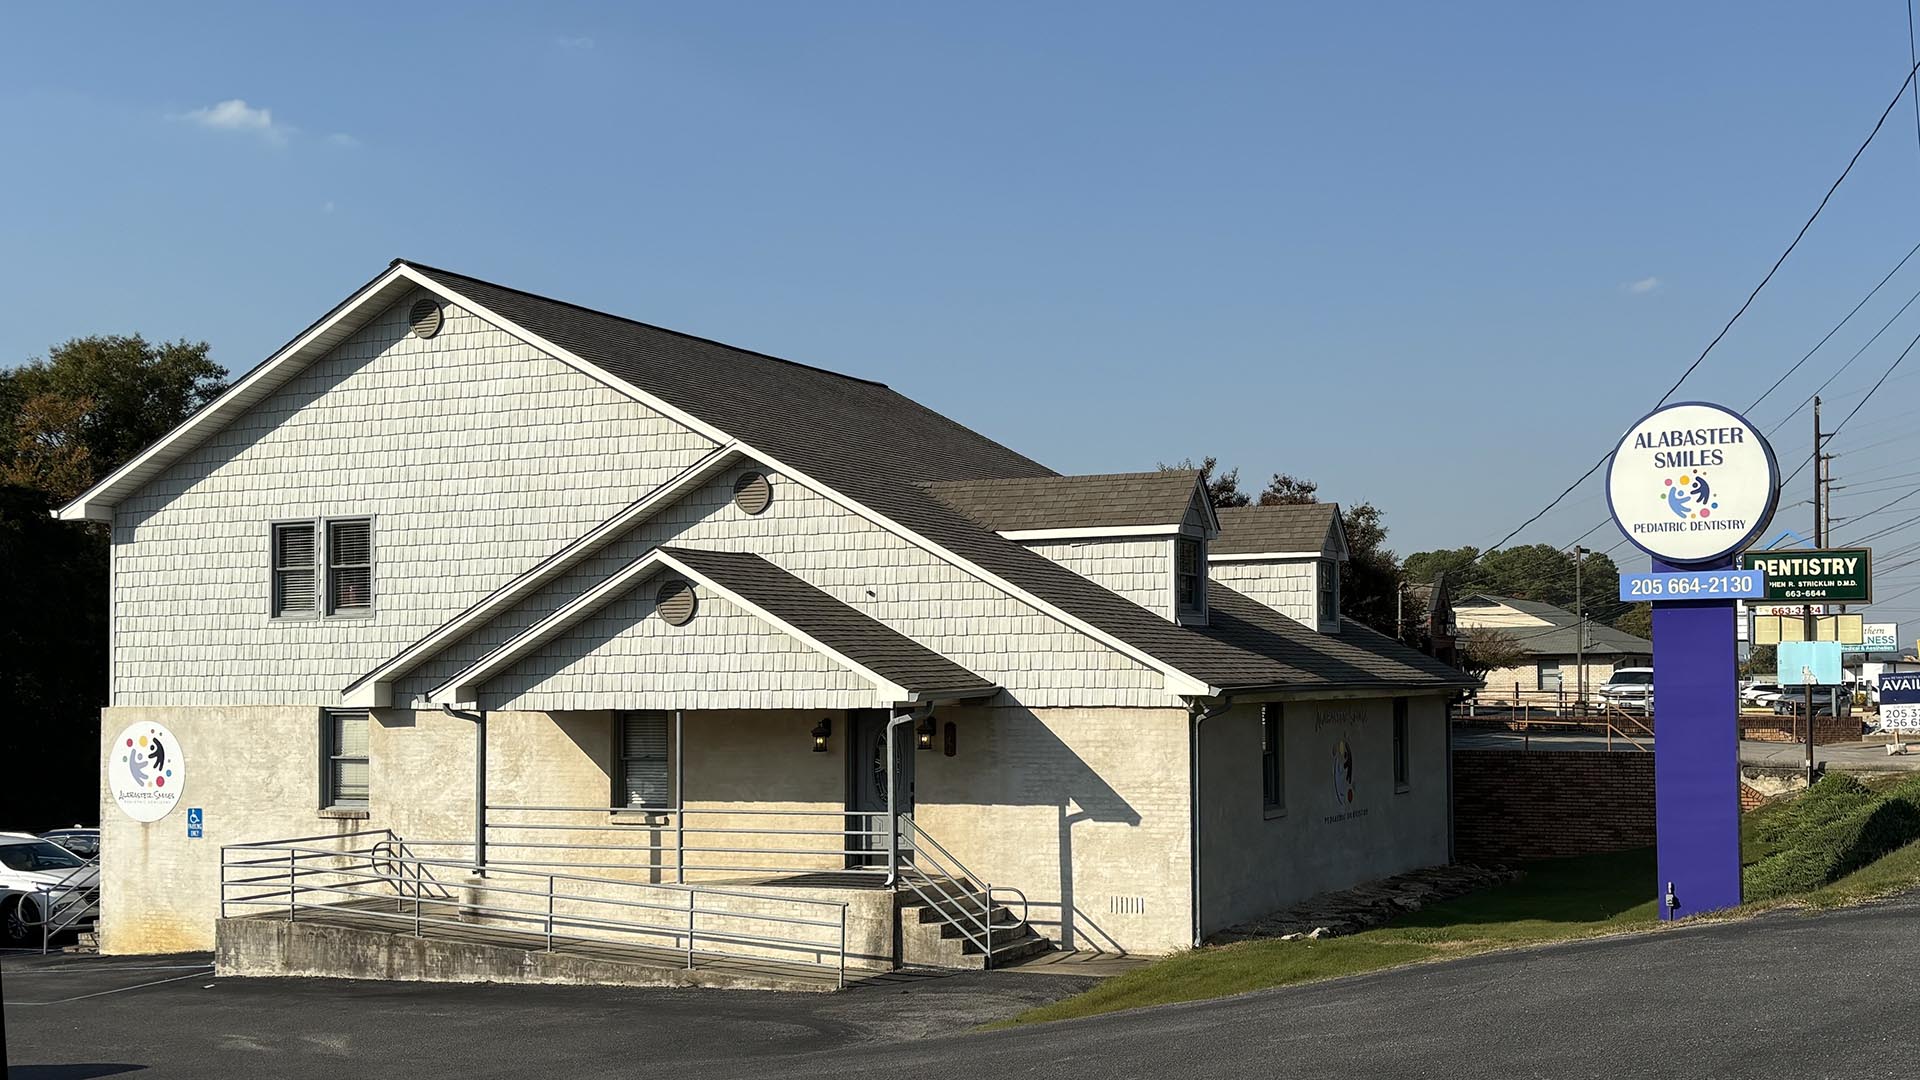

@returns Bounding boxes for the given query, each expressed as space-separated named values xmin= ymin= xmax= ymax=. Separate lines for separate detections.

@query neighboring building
xmin=62 ymin=261 xmax=1473 ymax=977
xmin=1454 ymin=594 xmax=1651 ymax=704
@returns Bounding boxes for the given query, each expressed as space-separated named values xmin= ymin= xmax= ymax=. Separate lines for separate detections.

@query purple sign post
xmin=1607 ymin=402 xmax=1779 ymax=921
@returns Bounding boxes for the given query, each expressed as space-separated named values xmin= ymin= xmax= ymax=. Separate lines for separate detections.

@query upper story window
xmin=1175 ymin=537 xmax=1207 ymax=622
xmin=272 ymin=517 xmax=375 ymax=619
xmin=1317 ymin=560 xmax=1338 ymax=623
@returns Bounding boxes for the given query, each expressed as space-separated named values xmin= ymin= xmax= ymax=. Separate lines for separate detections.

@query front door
xmin=847 ymin=710 xmax=912 ymax=868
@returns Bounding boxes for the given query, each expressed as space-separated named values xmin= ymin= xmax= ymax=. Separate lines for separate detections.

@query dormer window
xmin=1176 ymin=536 xmax=1207 ymax=623
xmin=1317 ymin=560 xmax=1338 ymax=623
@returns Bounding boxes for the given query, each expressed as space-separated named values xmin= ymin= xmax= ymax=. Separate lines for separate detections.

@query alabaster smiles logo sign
xmin=108 ymin=722 xmax=185 ymax=822
xmin=1606 ymin=402 xmax=1779 ymax=565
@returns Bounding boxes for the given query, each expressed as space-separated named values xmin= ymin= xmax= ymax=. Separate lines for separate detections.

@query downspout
xmin=1188 ymin=695 xmax=1236 ymax=948
xmin=441 ymin=704 xmax=487 ymax=874
xmin=885 ymin=704 xmax=933 ymax=887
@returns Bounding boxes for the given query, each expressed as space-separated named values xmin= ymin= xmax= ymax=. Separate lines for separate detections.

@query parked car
xmin=40 ymin=827 xmax=98 ymax=861
xmin=1741 ymin=683 xmax=1784 ymax=708
xmin=1771 ymin=686 xmax=1855 ymax=718
xmin=1599 ymin=668 xmax=1654 ymax=713
xmin=0 ymin=832 xmax=99 ymax=946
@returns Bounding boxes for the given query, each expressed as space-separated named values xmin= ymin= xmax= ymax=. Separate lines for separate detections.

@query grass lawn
xmin=997 ymin=774 xmax=1920 ymax=1029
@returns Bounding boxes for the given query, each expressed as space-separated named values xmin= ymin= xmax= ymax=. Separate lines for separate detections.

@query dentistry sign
xmin=1606 ymin=401 xmax=1780 ymax=922
xmin=1606 ymin=401 xmax=1780 ymax=563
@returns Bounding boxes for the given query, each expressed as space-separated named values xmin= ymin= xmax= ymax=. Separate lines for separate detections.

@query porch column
xmin=674 ymin=708 xmax=685 ymax=884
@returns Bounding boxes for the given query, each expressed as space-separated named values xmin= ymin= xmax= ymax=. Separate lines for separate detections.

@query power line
xmin=1781 ymin=323 xmax=1920 ymax=488
xmin=1747 ymin=238 xmax=1920 ymax=414
xmin=1521 ymin=62 xmax=1920 ymax=558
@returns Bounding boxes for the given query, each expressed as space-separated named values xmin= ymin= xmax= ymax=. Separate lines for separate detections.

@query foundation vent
xmin=656 ymin=579 xmax=697 ymax=626
xmin=1108 ymin=895 xmax=1146 ymax=916
xmin=408 ymin=298 xmax=444 ymax=339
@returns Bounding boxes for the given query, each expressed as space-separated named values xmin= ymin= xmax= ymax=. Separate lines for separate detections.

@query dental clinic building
xmin=65 ymin=260 xmax=1474 ymax=971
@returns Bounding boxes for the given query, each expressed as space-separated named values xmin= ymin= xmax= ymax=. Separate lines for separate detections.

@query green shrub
xmin=1744 ymin=773 xmax=1920 ymax=901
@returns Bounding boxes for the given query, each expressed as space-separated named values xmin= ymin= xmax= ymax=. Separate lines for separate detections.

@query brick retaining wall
xmin=1738 ymin=713 xmax=1861 ymax=745
xmin=1453 ymin=749 xmax=1656 ymax=864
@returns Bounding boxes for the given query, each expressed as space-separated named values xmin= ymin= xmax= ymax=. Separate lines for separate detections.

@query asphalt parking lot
xmin=0 ymin=951 xmax=1097 ymax=1079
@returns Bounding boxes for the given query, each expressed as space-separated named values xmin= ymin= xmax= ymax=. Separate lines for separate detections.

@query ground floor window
xmin=322 ymin=709 xmax=369 ymax=809
xmin=1392 ymin=698 xmax=1410 ymax=792
xmin=1537 ymin=659 xmax=1562 ymax=692
xmin=1261 ymin=704 xmax=1285 ymax=813
xmin=616 ymin=711 xmax=671 ymax=809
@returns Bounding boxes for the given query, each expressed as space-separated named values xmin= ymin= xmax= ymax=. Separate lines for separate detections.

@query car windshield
xmin=1611 ymin=671 xmax=1654 ymax=686
xmin=0 ymin=840 xmax=85 ymax=872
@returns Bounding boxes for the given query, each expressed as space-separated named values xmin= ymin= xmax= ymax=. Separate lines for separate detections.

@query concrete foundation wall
xmin=910 ymin=706 xmax=1194 ymax=956
xmin=1196 ymin=695 xmax=1450 ymax=936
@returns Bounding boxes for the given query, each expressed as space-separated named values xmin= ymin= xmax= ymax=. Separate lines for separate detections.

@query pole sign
xmin=1878 ymin=673 xmax=1920 ymax=733
xmin=1607 ymin=401 xmax=1779 ymax=921
xmin=1737 ymin=549 xmax=1873 ymax=604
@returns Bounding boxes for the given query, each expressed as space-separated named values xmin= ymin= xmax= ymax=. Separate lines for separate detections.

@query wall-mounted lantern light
xmin=811 ymin=717 xmax=832 ymax=753
xmin=916 ymin=713 xmax=937 ymax=751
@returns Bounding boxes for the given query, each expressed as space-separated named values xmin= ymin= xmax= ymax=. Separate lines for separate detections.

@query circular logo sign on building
xmin=108 ymin=721 xmax=185 ymax=822
xmin=1606 ymin=401 xmax=1780 ymax=565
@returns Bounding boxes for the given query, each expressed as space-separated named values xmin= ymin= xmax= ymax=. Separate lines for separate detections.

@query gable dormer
xmin=1207 ymin=503 xmax=1348 ymax=633
xmin=926 ymin=471 xmax=1219 ymax=626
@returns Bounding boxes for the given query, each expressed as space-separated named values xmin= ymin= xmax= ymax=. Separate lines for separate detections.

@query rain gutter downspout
xmin=1188 ymin=695 xmax=1237 ymax=948
xmin=441 ymin=704 xmax=486 ymax=875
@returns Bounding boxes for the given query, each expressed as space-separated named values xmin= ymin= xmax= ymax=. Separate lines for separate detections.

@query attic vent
xmin=408 ymin=298 xmax=444 ymax=339
xmin=733 ymin=471 xmax=773 ymax=515
xmin=656 ymin=579 xmax=697 ymax=626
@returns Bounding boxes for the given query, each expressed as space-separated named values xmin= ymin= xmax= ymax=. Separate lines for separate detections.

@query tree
xmin=0 ymin=335 xmax=227 ymax=828
xmin=1158 ymin=456 xmax=1249 ymax=507
xmin=1258 ymin=473 xmax=1319 ymax=505
xmin=1741 ymin=644 xmax=1777 ymax=681
xmin=1458 ymin=627 xmax=1530 ymax=680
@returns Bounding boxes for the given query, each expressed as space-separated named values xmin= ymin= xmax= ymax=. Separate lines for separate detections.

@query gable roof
xmin=1454 ymin=595 xmax=1653 ymax=658
xmin=926 ymin=471 xmax=1212 ymax=536
xmin=433 ymin=547 xmax=997 ymax=706
xmin=1211 ymin=504 xmax=1345 ymax=557
xmin=68 ymin=258 xmax=1477 ymax=700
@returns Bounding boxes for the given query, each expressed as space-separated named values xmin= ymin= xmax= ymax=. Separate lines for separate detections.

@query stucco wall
xmin=910 ymin=706 xmax=1193 ymax=956
xmin=109 ymin=294 xmax=717 ymax=706
xmin=1196 ymin=695 xmax=1450 ymax=936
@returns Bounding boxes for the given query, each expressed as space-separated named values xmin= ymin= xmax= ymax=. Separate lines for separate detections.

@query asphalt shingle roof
xmin=1212 ymin=504 xmax=1341 ymax=556
xmin=1454 ymin=595 xmax=1653 ymax=658
xmin=405 ymin=261 xmax=1475 ymax=694
xmin=926 ymin=472 xmax=1202 ymax=533
xmin=661 ymin=547 xmax=997 ymax=700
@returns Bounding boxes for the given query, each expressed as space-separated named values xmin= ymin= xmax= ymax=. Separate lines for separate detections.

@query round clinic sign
xmin=1606 ymin=401 xmax=1780 ymax=565
xmin=108 ymin=721 xmax=185 ymax=822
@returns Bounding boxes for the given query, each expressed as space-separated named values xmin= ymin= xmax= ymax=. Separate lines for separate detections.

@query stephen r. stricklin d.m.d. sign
xmin=1605 ymin=401 xmax=1780 ymax=565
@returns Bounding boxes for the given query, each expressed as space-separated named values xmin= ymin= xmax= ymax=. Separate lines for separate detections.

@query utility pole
xmin=1574 ymin=545 xmax=1588 ymax=711
xmin=1804 ymin=397 xmax=1827 ymax=787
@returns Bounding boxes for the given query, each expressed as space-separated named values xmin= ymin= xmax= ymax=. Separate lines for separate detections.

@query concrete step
xmin=900 ymin=917 xmax=1053 ymax=969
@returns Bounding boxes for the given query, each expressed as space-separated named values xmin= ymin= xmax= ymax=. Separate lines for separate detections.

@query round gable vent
xmin=409 ymin=298 xmax=444 ymax=339
xmin=733 ymin=471 xmax=773 ymax=515
xmin=656 ymin=579 xmax=697 ymax=626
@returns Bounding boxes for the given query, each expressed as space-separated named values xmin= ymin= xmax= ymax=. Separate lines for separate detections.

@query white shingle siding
xmin=1021 ymin=538 xmax=1173 ymax=621
xmin=110 ymin=295 xmax=718 ymax=705
xmin=488 ymin=588 xmax=879 ymax=712
xmin=1211 ymin=558 xmax=1318 ymax=626
xmin=401 ymin=467 xmax=1168 ymax=708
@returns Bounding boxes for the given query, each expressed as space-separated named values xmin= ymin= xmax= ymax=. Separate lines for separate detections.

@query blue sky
xmin=7 ymin=2 xmax=1920 ymax=630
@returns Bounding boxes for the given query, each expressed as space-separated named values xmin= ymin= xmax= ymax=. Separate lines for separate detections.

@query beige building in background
xmin=1455 ymin=594 xmax=1652 ymax=704
xmin=62 ymin=260 xmax=1474 ymax=977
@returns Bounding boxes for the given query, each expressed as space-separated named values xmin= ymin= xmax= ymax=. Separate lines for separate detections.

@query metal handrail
xmin=483 ymin=805 xmax=894 ymax=880
xmin=21 ymin=858 xmax=100 ymax=955
xmin=219 ymin=839 xmax=850 ymax=987
xmin=896 ymin=816 xmax=1026 ymax=968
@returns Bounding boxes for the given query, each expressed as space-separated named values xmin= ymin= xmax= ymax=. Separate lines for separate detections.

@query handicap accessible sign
xmin=187 ymin=807 xmax=203 ymax=839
